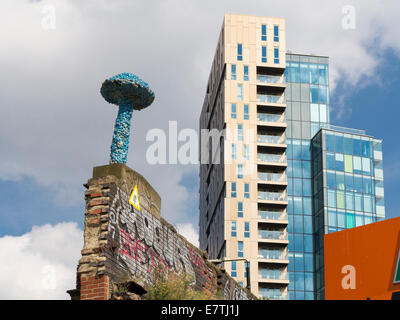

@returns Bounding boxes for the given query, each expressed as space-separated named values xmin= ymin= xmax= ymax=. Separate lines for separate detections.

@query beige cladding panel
xmin=223 ymin=14 xmax=286 ymax=67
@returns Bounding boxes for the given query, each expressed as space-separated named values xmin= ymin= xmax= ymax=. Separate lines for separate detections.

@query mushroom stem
xmin=110 ymin=103 xmax=134 ymax=164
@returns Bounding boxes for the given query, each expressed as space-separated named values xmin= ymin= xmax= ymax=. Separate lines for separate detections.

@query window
xmin=238 ymin=124 xmax=243 ymax=141
xmin=309 ymin=63 xmax=318 ymax=84
xmin=244 ymin=104 xmax=249 ymax=120
xmin=237 ymin=83 xmax=243 ymax=101
xmin=237 ymin=44 xmax=243 ymax=61
xmin=244 ymin=222 xmax=250 ymax=238
xmin=237 ymin=164 xmax=243 ymax=178
xmin=231 ymin=103 xmax=237 ymax=119
xmin=274 ymin=48 xmax=279 ymax=64
xmin=319 ymin=86 xmax=327 ymax=104
xmin=300 ymin=63 xmax=309 ymax=83
xmin=238 ymin=202 xmax=243 ymax=218
xmin=231 ymin=64 xmax=237 ymax=80
xmin=244 ymin=144 xmax=249 ymax=160
xmin=231 ymin=221 xmax=237 ymax=237
xmin=262 ymin=46 xmax=267 ymax=63
xmin=310 ymin=86 xmax=319 ymax=103
xmin=238 ymin=241 xmax=243 ymax=257
xmin=231 ymin=182 xmax=237 ymax=198
xmin=274 ymin=25 xmax=279 ymax=42
xmin=335 ymin=153 xmax=344 ymax=171
xmin=261 ymin=24 xmax=267 ymax=41
xmin=310 ymin=104 xmax=319 ymax=122
xmin=232 ymin=144 xmax=236 ymax=160
xmin=244 ymin=66 xmax=249 ymax=81
xmin=244 ymin=183 xmax=250 ymax=198
xmin=231 ymin=261 xmax=237 ymax=277
xmin=291 ymin=62 xmax=300 ymax=82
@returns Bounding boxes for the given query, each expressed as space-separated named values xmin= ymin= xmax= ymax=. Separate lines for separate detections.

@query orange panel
xmin=324 ymin=217 xmax=400 ymax=300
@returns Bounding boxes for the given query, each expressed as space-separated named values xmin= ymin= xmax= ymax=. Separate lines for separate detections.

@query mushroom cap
xmin=100 ymin=73 xmax=155 ymax=110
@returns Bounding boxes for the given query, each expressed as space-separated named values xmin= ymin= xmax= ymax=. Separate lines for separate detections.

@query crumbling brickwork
xmin=70 ymin=164 xmax=256 ymax=300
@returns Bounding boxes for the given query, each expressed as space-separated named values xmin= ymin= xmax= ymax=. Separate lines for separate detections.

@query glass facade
xmin=311 ymin=129 xmax=385 ymax=299
xmin=285 ymin=53 xmax=330 ymax=300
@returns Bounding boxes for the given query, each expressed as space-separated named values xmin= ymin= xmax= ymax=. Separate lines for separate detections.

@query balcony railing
xmin=257 ymin=113 xmax=284 ymax=123
xmin=259 ymin=270 xmax=289 ymax=280
xmin=257 ymin=75 xmax=283 ymax=84
xmin=258 ymin=210 xmax=287 ymax=221
xmin=258 ymin=172 xmax=286 ymax=182
xmin=257 ymin=134 xmax=285 ymax=145
xmin=257 ymin=94 xmax=284 ymax=104
xmin=257 ymin=153 xmax=286 ymax=163
xmin=258 ymin=249 xmax=288 ymax=260
xmin=259 ymin=292 xmax=288 ymax=300
xmin=258 ymin=191 xmax=286 ymax=202
xmin=258 ymin=230 xmax=288 ymax=240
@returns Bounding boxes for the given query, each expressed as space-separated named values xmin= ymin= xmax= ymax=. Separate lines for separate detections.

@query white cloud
xmin=0 ymin=222 xmax=83 ymax=299
xmin=176 ymin=223 xmax=199 ymax=248
xmin=0 ymin=0 xmax=400 ymax=225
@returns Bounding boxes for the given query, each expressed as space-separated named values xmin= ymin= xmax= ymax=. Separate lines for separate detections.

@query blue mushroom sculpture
xmin=100 ymin=73 xmax=155 ymax=164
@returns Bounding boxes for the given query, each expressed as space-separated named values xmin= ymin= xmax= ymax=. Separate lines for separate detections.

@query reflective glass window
xmin=335 ymin=135 xmax=343 ymax=153
xmin=309 ymin=64 xmax=318 ymax=84
xmin=300 ymin=63 xmax=309 ymax=83
xmin=291 ymin=62 xmax=300 ymax=82
xmin=319 ymin=86 xmax=327 ymax=104
xmin=346 ymin=212 xmax=355 ymax=228
xmin=327 ymin=152 xmax=335 ymax=170
xmin=335 ymin=153 xmax=344 ymax=171
xmin=319 ymin=64 xmax=327 ymax=85
xmin=344 ymin=155 xmax=353 ymax=173
xmin=361 ymin=140 xmax=370 ymax=157
xmin=326 ymin=133 xmax=335 ymax=152
xmin=346 ymin=192 xmax=354 ymax=210
xmin=355 ymin=194 xmax=363 ymax=211
xmin=337 ymin=210 xmax=346 ymax=228
xmin=310 ymin=86 xmax=319 ymax=103
xmin=337 ymin=191 xmax=345 ymax=209
xmin=353 ymin=138 xmax=361 ymax=156
xmin=353 ymin=156 xmax=362 ymax=174
xmin=336 ymin=173 xmax=345 ymax=190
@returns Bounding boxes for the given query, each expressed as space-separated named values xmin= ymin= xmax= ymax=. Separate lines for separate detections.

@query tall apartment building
xmin=198 ymin=13 xmax=385 ymax=300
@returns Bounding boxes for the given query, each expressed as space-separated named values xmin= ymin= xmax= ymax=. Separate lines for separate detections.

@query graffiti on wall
xmin=108 ymin=184 xmax=208 ymax=284
xmin=106 ymin=183 xmax=251 ymax=300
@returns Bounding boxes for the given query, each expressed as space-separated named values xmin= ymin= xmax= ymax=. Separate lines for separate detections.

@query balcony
xmin=258 ymin=191 xmax=286 ymax=202
xmin=259 ymin=270 xmax=289 ymax=283
xmin=257 ymin=94 xmax=284 ymax=105
xmin=257 ymin=134 xmax=285 ymax=145
xmin=257 ymin=75 xmax=284 ymax=84
xmin=258 ymin=249 xmax=288 ymax=261
xmin=257 ymin=113 xmax=286 ymax=129
xmin=257 ymin=153 xmax=287 ymax=166
xmin=259 ymin=292 xmax=288 ymax=300
xmin=258 ymin=172 xmax=286 ymax=184
xmin=257 ymin=113 xmax=283 ymax=123
xmin=258 ymin=210 xmax=288 ymax=223
xmin=258 ymin=230 xmax=288 ymax=241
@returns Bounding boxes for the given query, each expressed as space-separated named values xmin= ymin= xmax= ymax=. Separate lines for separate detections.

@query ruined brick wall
xmin=73 ymin=164 xmax=255 ymax=300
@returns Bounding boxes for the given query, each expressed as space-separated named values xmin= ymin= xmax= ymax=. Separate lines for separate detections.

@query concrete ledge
xmin=89 ymin=163 xmax=161 ymax=218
